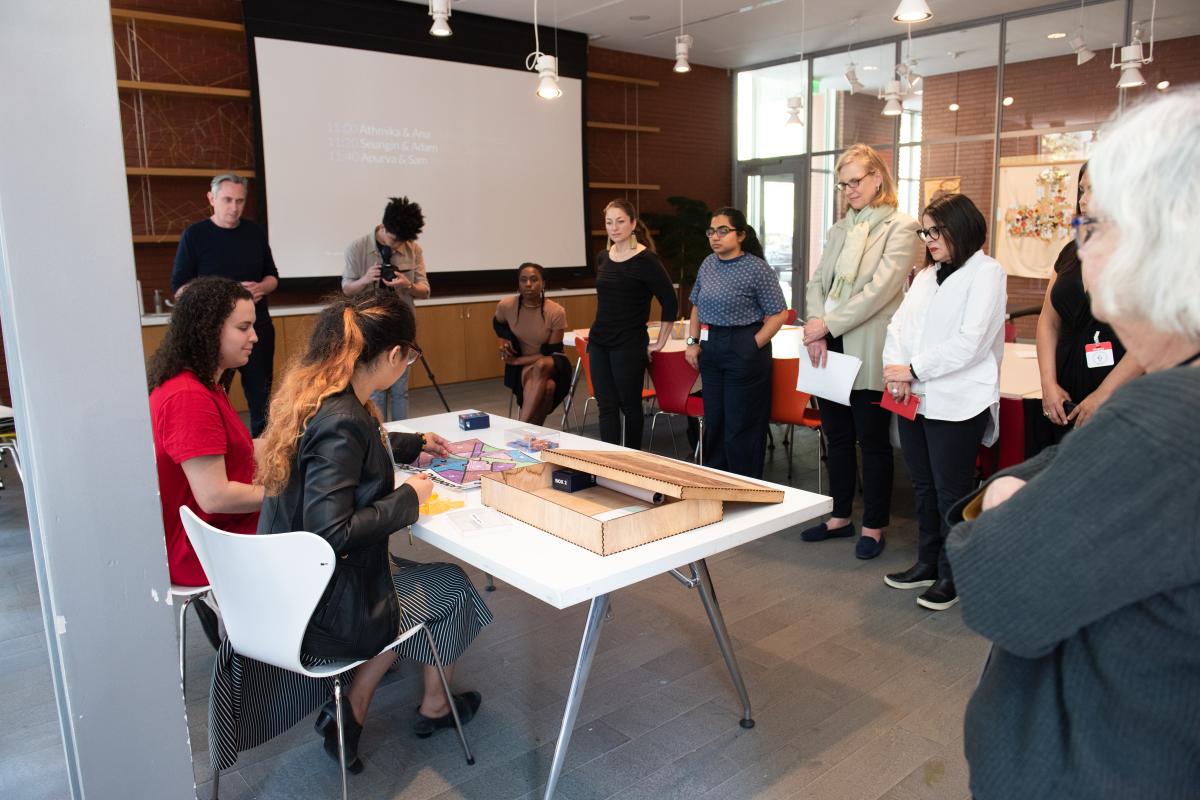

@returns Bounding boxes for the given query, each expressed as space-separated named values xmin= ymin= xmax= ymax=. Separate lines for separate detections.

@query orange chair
xmin=646 ymin=349 xmax=704 ymax=461
xmin=770 ymin=358 xmax=824 ymax=487
xmin=561 ymin=336 xmax=656 ymax=435
xmin=785 ymin=308 xmax=798 ymax=326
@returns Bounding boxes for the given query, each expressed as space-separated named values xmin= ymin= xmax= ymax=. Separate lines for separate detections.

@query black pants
xmin=818 ymin=388 xmax=893 ymax=529
xmin=230 ymin=316 xmax=275 ymax=437
xmin=897 ymin=409 xmax=989 ymax=582
xmin=698 ymin=324 xmax=772 ymax=479
xmin=588 ymin=341 xmax=648 ymax=449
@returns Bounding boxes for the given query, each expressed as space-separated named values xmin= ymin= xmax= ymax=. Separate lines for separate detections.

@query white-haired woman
xmin=944 ymin=89 xmax=1200 ymax=799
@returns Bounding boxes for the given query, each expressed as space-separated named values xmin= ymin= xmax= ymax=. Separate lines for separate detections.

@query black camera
xmin=376 ymin=244 xmax=396 ymax=282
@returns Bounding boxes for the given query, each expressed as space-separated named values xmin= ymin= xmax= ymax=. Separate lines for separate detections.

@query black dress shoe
xmin=800 ymin=521 xmax=856 ymax=542
xmin=412 ymin=691 xmax=482 ymax=739
xmin=315 ymin=695 xmax=364 ymax=773
xmin=917 ymin=579 xmax=959 ymax=611
xmin=883 ymin=562 xmax=938 ymax=590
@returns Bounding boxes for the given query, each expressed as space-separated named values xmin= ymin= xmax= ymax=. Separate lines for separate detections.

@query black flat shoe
xmin=412 ymin=691 xmax=482 ymax=739
xmin=800 ymin=521 xmax=856 ymax=542
xmin=316 ymin=695 xmax=364 ymax=773
xmin=884 ymin=562 xmax=938 ymax=590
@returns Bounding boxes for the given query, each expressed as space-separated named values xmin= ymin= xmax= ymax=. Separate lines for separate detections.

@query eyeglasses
xmin=705 ymin=226 xmax=736 ymax=238
xmin=398 ymin=341 xmax=423 ymax=366
xmin=916 ymin=226 xmax=945 ymax=242
xmin=835 ymin=171 xmax=876 ymax=192
xmin=1071 ymin=215 xmax=1110 ymax=246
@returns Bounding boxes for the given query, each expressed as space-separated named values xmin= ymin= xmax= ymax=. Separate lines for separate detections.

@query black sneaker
xmin=916 ymin=579 xmax=959 ymax=611
xmin=883 ymin=562 xmax=938 ymax=590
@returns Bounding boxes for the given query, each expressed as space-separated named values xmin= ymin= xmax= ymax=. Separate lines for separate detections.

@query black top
xmin=171 ymin=218 xmax=280 ymax=321
xmin=1049 ymin=242 xmax=1125 ymax=400
xmin=257 ymin=387 xmax=422 ymax=660
xmin=588 ymin=248 xmax=678 ymax=348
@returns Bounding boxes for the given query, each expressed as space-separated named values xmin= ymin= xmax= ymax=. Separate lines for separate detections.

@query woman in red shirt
xmin=148 ymin=276 xmax=265 ymax=594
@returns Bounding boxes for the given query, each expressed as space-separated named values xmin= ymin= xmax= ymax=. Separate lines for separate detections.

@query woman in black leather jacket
xmin=256 ymin=289 xmax=492 ymax=773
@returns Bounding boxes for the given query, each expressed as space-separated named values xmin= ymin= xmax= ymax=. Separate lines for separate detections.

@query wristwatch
xmin=686 ymin=336 xmax=700 ymax=346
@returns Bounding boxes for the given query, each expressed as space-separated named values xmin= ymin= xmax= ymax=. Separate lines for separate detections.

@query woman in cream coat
xmin=800 ymin=144 xmax=924 ymax=560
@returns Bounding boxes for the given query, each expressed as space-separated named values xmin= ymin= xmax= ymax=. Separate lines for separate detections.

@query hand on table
xmin=982 ymin=476 xmax=1026 ymax=512
xmin=421 ymin=432 xmax=451 ymax=457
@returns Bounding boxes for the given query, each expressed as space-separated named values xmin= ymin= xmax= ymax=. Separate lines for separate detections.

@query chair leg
xmin=559 ymin=359 xmax=583 ymax=431
xmin=423 ymin=626 xmax=475 ymax=766
xmin=694 ymin=418 xmax=705 ymax=464
xmin=334 ymin=679 xmax=349 ymax=800
xmin=580 ymin=397 xmax=594 ymax=434
xmin=211 ymin=768 xmax=220 ymax=799
xmin=786 ymin=424 xmax=795 ymax=483
xmin=484 ymin=573 xmax=495 ymax=592
xmin=648 ymin=411 xmax=659 ymax=453
xmin=177 ymin=596 xmax=194 ymax=686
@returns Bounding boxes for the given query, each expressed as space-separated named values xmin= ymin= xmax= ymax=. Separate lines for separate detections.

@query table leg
xmin=543 ymin=593 xmax=610 ymax=800
xmin=559 ymin=359 xmax=583 ymax=432
xmin=690 ymin=559 xmax=754 ymax=728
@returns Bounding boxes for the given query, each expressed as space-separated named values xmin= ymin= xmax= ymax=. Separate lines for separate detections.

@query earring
xmin=629 ymin=232 xmax=638 ymax=249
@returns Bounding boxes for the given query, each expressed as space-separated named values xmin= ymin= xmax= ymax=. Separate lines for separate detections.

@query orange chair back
xmin=576 ymin=336 xmax=596 ymax=396
xmin=647 ymin=349 xmax=700 ymax=416
xmin=770 ymin=358 xmax=820 ymax=428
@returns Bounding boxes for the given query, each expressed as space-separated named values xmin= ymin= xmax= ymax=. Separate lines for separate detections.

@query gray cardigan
xmin=946 ymin=366 xmax=1200 ymax=800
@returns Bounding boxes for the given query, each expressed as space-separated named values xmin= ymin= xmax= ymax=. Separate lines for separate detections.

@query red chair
xmin=646 ymin=349 xmax=704 ymax=461
xmin=785 ymin=308 xmax=798 ymax=326
xmin=770 ymin=358 xmax=824 ymax=487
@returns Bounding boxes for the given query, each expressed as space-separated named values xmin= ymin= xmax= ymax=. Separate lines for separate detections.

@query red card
xmin=880 ymin=390 xmax=919 ymax=420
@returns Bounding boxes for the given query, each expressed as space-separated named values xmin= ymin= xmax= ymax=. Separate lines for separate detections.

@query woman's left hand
xmin=883 ymin=364 xmax=915 ymax=383
xmin=886 ymin=381 xmax=912 ymax=405
xmin=421 ymin=432 xmax=450 ymax=457
xmin=1066 ymin=391 xmax=1105 ymax=428
xmin=802 ymin=317 xmax=827 ymax=345
xmin=982 ymin=476 xmax=1027 ymax=511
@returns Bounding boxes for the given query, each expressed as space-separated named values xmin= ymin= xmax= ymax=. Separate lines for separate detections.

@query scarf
xmin=826 ymin=204 xmax=895 ymax=307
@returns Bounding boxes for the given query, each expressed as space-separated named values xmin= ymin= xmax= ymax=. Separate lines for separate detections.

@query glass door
xmin=740 ymin=160 xmax=807 ymax=313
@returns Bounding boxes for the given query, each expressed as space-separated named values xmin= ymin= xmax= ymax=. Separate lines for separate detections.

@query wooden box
xmin=479 ymin=449 xmax=783 ymax=556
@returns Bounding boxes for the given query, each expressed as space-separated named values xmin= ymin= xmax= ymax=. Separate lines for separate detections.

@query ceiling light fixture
xmin=892 ymin=0 xmax=932 ymax=24
xmin=1002 ymin=96 xmax=1014 ymax=106
xmin=1111 ymin=8 xmax=1156 ymax=89
xmin=881 ymin=80 xmax=903 ymax=116
xmin=525 ymin=0 xmax=561 ymax=99
xmin=784 ymin=0 xmax=806 ymax=126
xmin=1047 ymin=32 xmax=1067 ymax=40
xmin=845 ymin=63 xmax=865 ymax=94
xmin=1067 ymin=0 xmax=1094 ymax=65
xmin=1157 ymin=79 xmax=1170 ymax=90
xmin=948 ymin=102 xmax=960 ymax=111
xmin=428 ymin=0 xmax=452 ymax=37
xmin=674 ymin=0 xmax=692 ymax=73
xmin=895 ymin=23 xmax=924 ymax=98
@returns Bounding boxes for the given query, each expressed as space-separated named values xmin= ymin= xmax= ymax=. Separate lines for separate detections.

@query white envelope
xmin=796 ymin=350 xmax=863 ymax=406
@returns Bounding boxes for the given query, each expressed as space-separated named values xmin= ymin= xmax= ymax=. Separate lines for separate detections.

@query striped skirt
xmin=207 ymin=559 xmax=492 ymax=771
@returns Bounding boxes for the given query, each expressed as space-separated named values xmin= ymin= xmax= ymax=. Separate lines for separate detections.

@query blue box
xmin=552 ymin=468 xmax=596 ymax=493
xmin=458 ymin=411 xmax=490 ymax=431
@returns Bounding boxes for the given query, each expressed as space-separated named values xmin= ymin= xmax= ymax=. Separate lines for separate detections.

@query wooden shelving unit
xmin=117 ymin=79 xmax=251 ymax=99
xmin=111 ymin=8 xmax=244 ymax=34
xmin=587 ymin=71 xmax=660 ymax=88
xmin=586 ymin=121 xmax=660 ymax=134
xmin=589 ymin=181 xmax=661 ymax=191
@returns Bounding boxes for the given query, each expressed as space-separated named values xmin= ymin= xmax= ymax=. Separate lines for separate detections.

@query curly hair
xmin=257 ymin=289 xmax=417 ymax=495
xmin=381 ymin=196 xmax=425 ymax=242
xmin=147 ymin=277 xmax=253 ymax=392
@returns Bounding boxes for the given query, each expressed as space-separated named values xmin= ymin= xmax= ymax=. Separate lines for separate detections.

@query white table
xmin=388 ymin=412 xmax=830 ymax=799
xmin=1001 ymin=342 xmax=1042 ymax=400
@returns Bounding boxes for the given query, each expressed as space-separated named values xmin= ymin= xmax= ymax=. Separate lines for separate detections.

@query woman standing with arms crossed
xmin=588 ymin=199 xmax=678 ymax=448
xmin=684 ymin=207 xmax=788 ymax=478
xmin=799 ymin=145 xmax=924 ymax=559
xmin=882 ymin=193 xmax=1007 ymax=611
xmin=1035 ymin=163 xmax=1141 ymax=443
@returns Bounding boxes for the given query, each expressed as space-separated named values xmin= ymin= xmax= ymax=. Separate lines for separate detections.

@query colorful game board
xmin=415 ymin=438 xmax=539 ymax=487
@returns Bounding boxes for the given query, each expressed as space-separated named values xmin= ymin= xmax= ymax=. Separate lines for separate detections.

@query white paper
xmin=445 ymin=508 xmax=510 ymax=536
xmin=795 ymin=350 xmax=863 ymax=406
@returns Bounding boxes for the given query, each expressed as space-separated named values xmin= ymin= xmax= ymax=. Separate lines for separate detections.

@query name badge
xmin=700 ymin=324 xmax=710 ymax=342
xmin=1085 ymin=341 xmax=1114 ymax=369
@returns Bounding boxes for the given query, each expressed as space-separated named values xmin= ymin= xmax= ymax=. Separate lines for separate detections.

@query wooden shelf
xmin=588 ymin=182 xmax=661 ymax=191
xmin=590 ymin=229 xmax=661 ymax=236
xmin=587 ymin=121 xmax=660 ymax=134
xmin=132 ymin=234 xmax=182 ymax=244
xmin=117 ymin=79 xmax=250 ymax=99
xmin=111 ymin=8 xmax=244 ymax=34
xmin=587 ymin=71 xmax=659 ymax=88
xmin=126 ymin=167 xmax=256 ymax=178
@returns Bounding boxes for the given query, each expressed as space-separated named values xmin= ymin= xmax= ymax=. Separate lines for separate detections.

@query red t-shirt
xmin=150 ymin=371 xmax=259 ymax=586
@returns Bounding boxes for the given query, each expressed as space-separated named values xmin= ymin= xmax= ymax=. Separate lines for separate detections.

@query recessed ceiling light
xmin=1002 ymin=96 xmax=1014 ymax=106
xmin=629 ymin=15 xmax=650 ymax=21
xmin=861 ymin=64 xmax=878 ymax=71
xmin=1157 ymin=80 xmax=1170 ymax=90
xmin=948 ymin=102 xmax=960 ymax=111
xmin=1047 ymin=32 xmax=1067 ymax=39
xmin=588 ymin=33 xmax=607 ymax=41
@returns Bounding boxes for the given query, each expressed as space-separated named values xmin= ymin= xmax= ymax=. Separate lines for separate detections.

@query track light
xmin=533 ymin=54 xmax=562 ymax=99
xmin=1112 ymin=11 xmax=1156 ymax=89
xmin=785 ymin=96 xmax=804 ymax=126
xmin=881 ymin=80 xmax=902 ymax=116
xmin=845 ymin=63 xmax=865 ymax=94
xmin=892 ymin=0 xmax=932 ymax=24
xmin=895 ymin=60 xmax=923 ymax=96
xmin=429 ymin=0 xmax=452 ymax=37
xmin=674 ymin=34 xmax=693 ymax=73
xmin=1069 ymin=27 xmax=1095 ymax=65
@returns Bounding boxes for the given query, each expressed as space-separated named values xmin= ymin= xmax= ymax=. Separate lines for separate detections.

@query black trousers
xmin=698 ymin=324 xmax=772 ymax=479
xmin=897 ymin=409 xmax=989 ymax=582
xmin=588 ymin=341 xmax=648 ymax=449
xmin=237 ymin=316 xmax=275 ymax=437
xmin=818 ymin=387 xmax=893 ymax=529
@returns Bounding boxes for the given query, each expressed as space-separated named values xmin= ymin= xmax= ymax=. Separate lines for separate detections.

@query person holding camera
xmin=342 ymin=196 xmax=431 ymax=420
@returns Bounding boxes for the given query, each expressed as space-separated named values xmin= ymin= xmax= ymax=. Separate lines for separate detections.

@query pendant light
xmin=892 ymin=0 xmax=932 ymax=24
xmin=1111 ymin=5 xmax=1156 ymax=90
xmin=525 ymin=0 xmax=561 ymax=99
xmin=674 ymin=0 xmax=692 ymax=73
xmin=428 ymin=0 xmax=452 ymax=37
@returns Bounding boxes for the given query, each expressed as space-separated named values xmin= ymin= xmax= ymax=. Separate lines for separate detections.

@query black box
xmin=551 ymin=468 xmax=596 ymax=493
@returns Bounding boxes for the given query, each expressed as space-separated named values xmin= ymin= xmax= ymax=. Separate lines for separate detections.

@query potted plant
xmin=642 ymin=196 xmax=712 ymax=318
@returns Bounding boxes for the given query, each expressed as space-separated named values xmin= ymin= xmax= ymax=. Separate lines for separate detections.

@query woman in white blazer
xmin=881 ymin=193 xmax=1006 ymax=611
xmin=800 ymin=144 xmax=924 ymax=560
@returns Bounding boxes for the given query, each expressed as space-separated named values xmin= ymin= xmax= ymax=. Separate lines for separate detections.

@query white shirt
xmin=883 ymin=250 xmax=1007 ymax=446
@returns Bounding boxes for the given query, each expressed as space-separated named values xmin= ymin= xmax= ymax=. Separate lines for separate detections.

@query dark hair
xmin=711 ymin=207 xmax=766 ymax=260
xmin=920 ymin=193 xmax=987 ymax=269
xmin=604 ymin=199 xmax=657 ymax=253
xmin=381 ymin=196 xmax=425 ymax=242
xmin=1075 ymin=161 xmax=1089 ymax=217
xmin=147 ymin=277 xmax=253 ymax=391
xmin=515 ymin=262 xmax=546 ymax=323
xmin=305 ymin=287 xmax=417 ymax=368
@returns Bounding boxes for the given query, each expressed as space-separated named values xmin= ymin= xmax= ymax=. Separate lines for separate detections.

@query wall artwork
xmin=922 ymin=176 xmax=961 ymax=208
xmin=994 ymin=159 xmax=1083 ymax=278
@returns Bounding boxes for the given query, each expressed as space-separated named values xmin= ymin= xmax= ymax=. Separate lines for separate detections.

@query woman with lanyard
xmin=684 ymin=207 xmax=788 ymax=478
xmin=798 ymin=144 xmax=923 ymax=559
xmin=587 ymin=199 xmax=678 ymax=449
xmin=1034 ymin=162 xmax=1141 ymax=449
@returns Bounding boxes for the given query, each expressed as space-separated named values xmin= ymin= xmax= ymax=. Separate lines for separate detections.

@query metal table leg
xmin=690 ymin=559 xmax=754 ymax=728
xmin=559 ymin=359 xmax=583 ymax=431
xmin=543 ymin=593 xmax=610 ymax=800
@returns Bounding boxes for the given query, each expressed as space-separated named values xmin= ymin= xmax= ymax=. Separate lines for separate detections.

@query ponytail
xmin=712 ymin=206 xmax=765 ymax=260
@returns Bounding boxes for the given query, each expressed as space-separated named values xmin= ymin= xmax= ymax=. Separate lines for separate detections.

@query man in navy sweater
xmin=171 ymin=173 xmax=279 ymax=436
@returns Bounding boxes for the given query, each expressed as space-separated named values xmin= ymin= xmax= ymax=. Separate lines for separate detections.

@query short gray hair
xmin=1088 ymin=88 xmax=1200 ymax=340
xmin=209 ymin=172 xmax=248 ymax=195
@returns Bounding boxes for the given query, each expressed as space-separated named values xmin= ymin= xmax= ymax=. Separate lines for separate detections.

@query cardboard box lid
xmin=541 ymin=449 xmax=785 ymax=503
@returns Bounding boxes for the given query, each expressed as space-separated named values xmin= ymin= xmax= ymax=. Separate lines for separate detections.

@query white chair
xmin=169 ymin=582 xmax=212 ymax=688
xmin=180 ymin=507 xmax=475 ymax=800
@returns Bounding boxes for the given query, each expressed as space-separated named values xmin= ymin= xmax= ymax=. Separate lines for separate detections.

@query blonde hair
xmin=836 ymin=144 xmax=898 ymax=211
xmin=604 ymin=198 xmax=657 ymax=253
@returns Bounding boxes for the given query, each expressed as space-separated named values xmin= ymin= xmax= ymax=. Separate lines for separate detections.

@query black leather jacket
xmin=257 ymin=387 xmax=423 ymax=660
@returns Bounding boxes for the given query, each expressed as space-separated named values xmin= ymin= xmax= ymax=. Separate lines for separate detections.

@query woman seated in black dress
xmin=256 ymin=289 xmax=493 ymax=773
xmin=493 ymin=262 xmax=571 ymax=424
